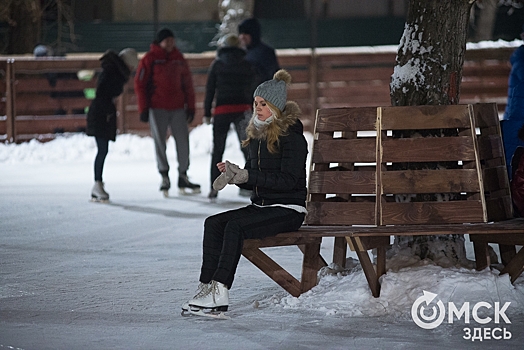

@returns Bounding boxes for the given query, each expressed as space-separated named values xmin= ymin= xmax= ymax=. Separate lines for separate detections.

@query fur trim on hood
xmin=244 ymin=100 xmax=302 ymax=153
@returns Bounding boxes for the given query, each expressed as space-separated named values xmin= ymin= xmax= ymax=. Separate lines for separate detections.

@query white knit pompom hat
xmin=118 ymin=48 xmax=139 ymax=70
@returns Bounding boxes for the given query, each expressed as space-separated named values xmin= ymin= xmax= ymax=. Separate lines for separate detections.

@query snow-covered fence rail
xmin=0 ymin=46 xmax=513 ymax=143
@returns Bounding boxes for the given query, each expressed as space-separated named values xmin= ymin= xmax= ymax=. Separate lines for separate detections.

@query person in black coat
xmin=238 ymin=17 xmax=280 ymax=86
xmin=204 ymin=34 xmax=258 ymax=200
xmin=182 ymin=70 xmax=307 ymax=314
xmin=86 ymin=48 xmax=138 ymax=201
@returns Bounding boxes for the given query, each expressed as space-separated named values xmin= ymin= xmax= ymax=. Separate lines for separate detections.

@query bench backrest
xmin=305 ymin=103 xmax=513 ymax=226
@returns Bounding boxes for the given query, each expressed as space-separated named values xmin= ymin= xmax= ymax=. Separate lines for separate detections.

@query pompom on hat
xmin=118 ymin=48 xmax=138 ymax=70
xmin=253 ymin=69 xmax=292 ymax=112
xmin=218 ymin=34 xmax=240 ymax=48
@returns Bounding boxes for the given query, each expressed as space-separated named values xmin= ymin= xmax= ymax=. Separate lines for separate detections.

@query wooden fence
xmin=0 ymin=46 xmax=513 ymax=143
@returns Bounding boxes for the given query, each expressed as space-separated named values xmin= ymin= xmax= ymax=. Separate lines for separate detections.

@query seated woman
xmin=182 ymin=70 xmax=308 ymax=315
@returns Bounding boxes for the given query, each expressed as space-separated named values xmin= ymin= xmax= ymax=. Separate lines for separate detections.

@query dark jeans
xmin=210 ymin=112 xmax=250 ymax=188
xmin=94 ymin=137 xmax=109 ymax=182
xmin=199 ymin=205 xmax=305 ymax=289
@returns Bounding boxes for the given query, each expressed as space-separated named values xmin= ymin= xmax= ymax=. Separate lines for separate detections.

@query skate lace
xmin=193 ymin=282 xmax=212 ymax=299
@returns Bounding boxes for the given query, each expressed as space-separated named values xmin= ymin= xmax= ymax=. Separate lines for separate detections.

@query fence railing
xmin=0 ymin=46 xmax=513 ymax=143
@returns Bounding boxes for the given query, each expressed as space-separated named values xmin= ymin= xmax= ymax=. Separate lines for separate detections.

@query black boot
xmin=178 ymin=173 xmax=201 ymax=194
xmin=159 ymin=171 xmax=170 ymax=191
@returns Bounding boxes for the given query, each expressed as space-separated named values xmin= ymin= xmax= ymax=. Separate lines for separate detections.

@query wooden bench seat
xmin=242 ymin=104 xmax=523 ymax=298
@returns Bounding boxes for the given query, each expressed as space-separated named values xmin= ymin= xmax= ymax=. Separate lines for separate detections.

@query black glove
xmin=140 ymin=109 xmax=149 ymax=123
xmin=186 ymin=109 xmax=195 ymax=124
xmin=519 ymin=124 xmax=524 ymax=142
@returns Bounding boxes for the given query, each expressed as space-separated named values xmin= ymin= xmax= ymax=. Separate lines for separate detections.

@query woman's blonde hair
xmin=242 ymin=100 xmax=301 ymax=154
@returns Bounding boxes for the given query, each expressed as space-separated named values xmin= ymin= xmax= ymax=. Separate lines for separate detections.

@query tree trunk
xmin=391 ymin=0 xmax=472 ymax=106
xmin=471 ymin=0 xmax=497 ymax=42
xmin=389 ymin=0 xmax=475 ymax=266
xmin=212 ymin=0 xmax=254 ymax=46
xmin=6 ymin=0 xmax=41 ymax=54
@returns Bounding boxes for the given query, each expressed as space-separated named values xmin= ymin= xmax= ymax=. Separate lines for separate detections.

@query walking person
xmin=204 ymin=34 xmax=258 ymax=201
xmin=182 ymin=70 xmax=308 ymax=316
xmin=502 ymin=25 xmax=524 ymax=179
xmin=238 ymin=17 xmax=280 ymax=86
xmin=134 ymin=28 xmax=200 ymax=196
xmin=86 ymin=48 xmax=138 ymax=202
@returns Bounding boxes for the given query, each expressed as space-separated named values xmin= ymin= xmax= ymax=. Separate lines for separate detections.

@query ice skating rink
xmin=1 ymin=129 xmax=523 ymax=349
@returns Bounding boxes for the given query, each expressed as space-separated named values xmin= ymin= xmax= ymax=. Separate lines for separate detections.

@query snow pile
xmin=272 ymin=251 xmax=524 ymax=319
xmin=0 ymin=125 xmax=221 ymax=164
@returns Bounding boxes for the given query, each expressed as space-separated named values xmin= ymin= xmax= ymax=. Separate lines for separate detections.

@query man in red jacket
xmin=134 ymin=28 xmax=200 ymax=195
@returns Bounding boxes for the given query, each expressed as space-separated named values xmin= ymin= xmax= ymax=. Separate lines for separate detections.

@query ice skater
xmin=203 ymin=34 xmax=258 ymax=201
xmin=134 ymin=28 xmax=200 ymax=196
xmin=182 ymin=70 xmax=308 ymax=317
xmin=86 ymin=48 xmax=138 ymax=202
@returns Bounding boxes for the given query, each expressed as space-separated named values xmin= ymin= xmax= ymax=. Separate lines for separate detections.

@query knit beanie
xmin=118 ymin=48 xmax=138 ymax=70
xmin=156 ymin=28 xmax=175 ymax=43
xmin=253 ymin=70 xmax=291 ymax=112
xmin=218 ymin=34 xmax=240 ymax=48
xmin=238 ymin=18 xmax=261 ymax=42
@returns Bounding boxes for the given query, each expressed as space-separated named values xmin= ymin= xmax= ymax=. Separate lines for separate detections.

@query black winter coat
xmin=204 ymin=46 xmax=258 ymax=117
xmin=86 ymin=50 xmax=131 ymax=141
xmin=240 ymin=119 xmax=308 ymax=207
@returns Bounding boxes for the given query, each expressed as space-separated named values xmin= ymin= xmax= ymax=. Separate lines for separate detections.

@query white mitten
xmin=227 ymin=162 xmax=248 ymax=184
xmin=212 ymin=161 xmax=237 ymax=191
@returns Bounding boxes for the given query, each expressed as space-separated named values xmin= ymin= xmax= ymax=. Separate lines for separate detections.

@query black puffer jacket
xmin=86 ymin=50 xmax=131 ymax=141
xmin=204 ymin=46 xmax=258 ymax=117
xmin=239 ymin=102 xmax=308 ymax=207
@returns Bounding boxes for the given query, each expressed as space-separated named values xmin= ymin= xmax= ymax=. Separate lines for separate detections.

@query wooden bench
xmin=241 ymin=103 xmax=524 ymax=298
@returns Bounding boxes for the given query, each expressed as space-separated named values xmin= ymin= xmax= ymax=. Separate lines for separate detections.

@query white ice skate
xmin=90 ymin=181 xmax=109 ymax=203
xmin=181 ymin=281 xmax=230 ymax=319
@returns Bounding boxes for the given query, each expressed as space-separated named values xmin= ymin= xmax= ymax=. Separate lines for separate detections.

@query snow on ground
xmin=1 ymin=124 xmax=523 ymax=349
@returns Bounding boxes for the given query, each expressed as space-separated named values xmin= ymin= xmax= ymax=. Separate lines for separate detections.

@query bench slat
xmin=381 ymin=105 xmax=471 ymax=130
xmin=382 ymin=169 xmax=480 ymax=193
xmin=309 ymin=170 xmax=375 ymax=194
xmin=382 ymin=201 xmax=485 ymax=225
xmin=382 ymin=136 xmax=476 ymax=162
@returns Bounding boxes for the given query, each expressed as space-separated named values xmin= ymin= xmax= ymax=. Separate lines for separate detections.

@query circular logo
xmin=411 ymin=290 xmax=446 ymax=329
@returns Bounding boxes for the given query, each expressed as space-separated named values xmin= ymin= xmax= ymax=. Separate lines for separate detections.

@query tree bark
xmin=471 ymin=0 xmax=497 ymax=42
xmin=389 ymin=0 xmax=475 ymax=265
xmin=213 ymin=0 xmax=254 ymax=46
xmin=5 ymin=0 xmax=41 ymax=54
xmin=390 ymin=0 xmax=473 ymax=106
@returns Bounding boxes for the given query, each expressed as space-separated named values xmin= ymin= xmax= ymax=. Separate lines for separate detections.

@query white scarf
xmin=253 ymin=112 xmax=275 ymax=130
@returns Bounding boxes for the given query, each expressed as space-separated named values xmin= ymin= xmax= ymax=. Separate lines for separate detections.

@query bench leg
xmin=298 ymin=244 xmax=328 ymax=270
xmin=333 ymin=237 xmax=348 ymax=268
xmin=471 ymin=236 xmax=490 ymax=271
xmin=499 ymin=244 xmax=517 ymax=266
xmin=242 ymin=247 xmax=302 ymax=297
xmin=499 ymin=247 xmax=524 ymax=284
xmin=348 ymin=237 xmax=381 ymax=298
xmin=300 ymin=238 xmax=322 ymax=293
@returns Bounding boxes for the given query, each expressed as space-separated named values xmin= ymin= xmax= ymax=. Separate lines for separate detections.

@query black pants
xmin=94 ymin=137 xmax=109 ymax=182
xmin=210 ymin=112 xmax=250 ymax=188
xmin=199 ymin=205 xmax=305 ymax=289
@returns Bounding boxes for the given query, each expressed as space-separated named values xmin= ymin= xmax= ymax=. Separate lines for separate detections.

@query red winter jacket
xmin=134 ymin=43 xmax=195 ymax=113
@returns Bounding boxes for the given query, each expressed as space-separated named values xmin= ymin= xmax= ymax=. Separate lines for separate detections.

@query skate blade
xmin=90 ymin=197 xmax=109 ymax=203
xmin=178 ymin=187 xmax=201 ymax=195
xmin=186 ymin=308 xmax=230 ymax=320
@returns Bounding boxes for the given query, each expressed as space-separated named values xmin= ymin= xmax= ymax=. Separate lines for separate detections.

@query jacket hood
xmin=100 ymin=49 xmax=131 ymax=80
xmin=238 ymin=18 xmax=261 ymax=47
